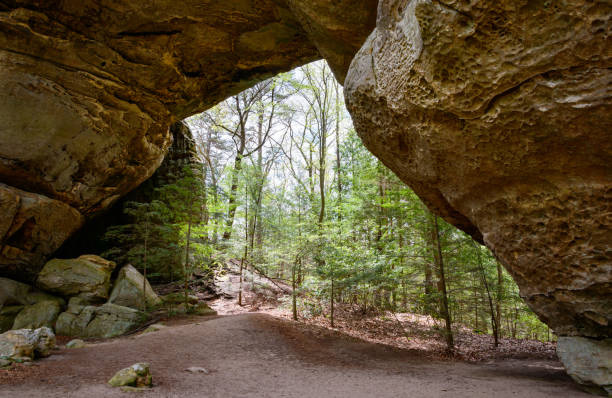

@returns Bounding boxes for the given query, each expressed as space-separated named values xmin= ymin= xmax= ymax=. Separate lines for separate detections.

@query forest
xmin=101 ymin=60 xmax=551 ymax=349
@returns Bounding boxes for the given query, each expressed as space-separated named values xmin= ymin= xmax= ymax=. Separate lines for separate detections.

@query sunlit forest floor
xmin=210 ymin=286 xmax=557 ymax=363
xmin=0 ymin=311 xmax=587 ymax=398
xmin=0 ymin=263 xmax=581 ymax=398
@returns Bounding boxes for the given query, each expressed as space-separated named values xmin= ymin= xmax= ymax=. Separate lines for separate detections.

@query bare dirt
xmin=0 ymin=313 xmax=590 ymax=398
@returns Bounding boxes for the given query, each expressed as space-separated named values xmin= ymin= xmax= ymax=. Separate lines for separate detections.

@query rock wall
xmin=0 ymin=0 xmax=377 ymax=279
xmin=344 ymin=0 xmax=611 ymax=339
xmin=55 ymin=121 xmax=197 ymax=259
xmin=0 ymin=0 xmax=610 ymax=391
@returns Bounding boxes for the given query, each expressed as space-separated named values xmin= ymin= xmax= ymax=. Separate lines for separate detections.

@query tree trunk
xmin=431 ymin=214 xmax=454 ymax=350
xmin=184 ymin=206 xmax=193 ymax=309
xmin=142 ymin=218 xmax=149 ymax=312
xmin=292 ymin=260 xmax=298 ymax=321
xmin=330 ymin=277 xmax=335 ymax=328
xmin=334 ymin=81 xmax=342 ymax=219
xmin=238 ymin=184 xmax=249 ymax=306
xmin=223 ymin=153 xmax=243 ymax=240
xmin=496 ymin=261 xmax=503 ymax=339
xmin=474 ymin=242 xmax=499 ymax=347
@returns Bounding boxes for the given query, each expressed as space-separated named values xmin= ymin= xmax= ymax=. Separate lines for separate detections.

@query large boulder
xmin=25 ymin=290 xmax=66 ymax=308
xmin=36 ymin=255 xmax=116 ymax=301
xmin=56 ymin=303 xmax=144 ymax=339
xmin=109 ymin=265 xmax=162 ymax=309
xmin=0 ymin=276 xmax=66 ymax=306
xmin=0 ymin=185 xmax=84 ymax=280
xmin=0 ymin=326 xmax=55 ymax=360
xmin=0 ymin=306 xmax=23 ymax=333
xmin=557 ymin=337 xmax=612 ymax=396
xmin=344 ymin=0 xmax=610 ymax=391
xmin=0 ymin=277 xmax=32 ymax=306
xmin=12 ymin=300 xmax=62 ymax=330
xmin=0 ymin=278 xmax=65 ymax=332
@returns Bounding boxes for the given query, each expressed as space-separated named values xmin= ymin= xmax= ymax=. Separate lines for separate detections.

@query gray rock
xmin=108 ymin=363 xmax=152 ymax=388
xmin=0 ymin=305 xmax=24 ymax=333
xmin=25 ymin=290 xmax=66 ymax=307
xmin=0 ymin=277 xmax=31 ymax=307
xmin=109 ymin=264 xmax=161 ymax=310
xmin=65 ymin=339 xmax=86 ymax=349
xmin=12 ymin=300 xmax=62 ymax=330
xmin=162 ymin=292 xmax=199 ymax=306
xmin=557 ymin=336 xmax=612 ymax=396
xmin=0 ymin=358 xmax=11 ymax=368
xmin=66 ymin=296 xmax=91 ymax=315
xmin=176 ymin=302 xmax=217 ymax=316
xmin=36 ymin=255 xmax=116 ymax=301
xmin=0 ymin=278 xmax=65 ymax=332
xmin=140 ymin=324 xmax=166 ymax=335
xmin=56 ymin=303 xmax=144 ymax=338
xmin=185 ymin=367 xmax=209 ymax=374
xmin=0 ymin=327 xmax=55 ymax=360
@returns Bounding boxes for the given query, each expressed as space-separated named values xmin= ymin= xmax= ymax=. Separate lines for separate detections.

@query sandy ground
xmin=0 ymin=313 xmax=589 ymax=398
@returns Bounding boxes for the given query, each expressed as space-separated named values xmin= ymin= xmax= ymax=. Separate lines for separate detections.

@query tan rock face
xmin=0 ymin=184 xmax=84 ymax=280
xmin=0 ymin=1 xmax=376 ymax=278
xmin=1 ymin=0 xmax=610 ymax=386
xmin=345 ymin=0 xmax=611 ymax=339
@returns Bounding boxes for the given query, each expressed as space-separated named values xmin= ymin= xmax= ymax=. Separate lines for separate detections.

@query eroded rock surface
xmin=12 ymin=299 xmax=62 ymax=330
xmin=36 ymin=255 xmax=116 ymax=301
xmin=0 ymin=0 xmax=610 ymax=391
xmin=0 ymin=184 xmax=84 ymax=280
xmin=109 ymin=264 xmax=162 ymax=309
xmin=345 ymin=0 xmax=611 ymax=337
xmin=55 ymin=302 xmax=143 ymax=338
xmin=0 ymin=326 xmax=55 ymax=360
xmin=0 ymin=0 xmax=376 ymax=280
xmin=557 ymin=336 xmax=612 ymax=396
xmin=344 ymin=0 xmax=611 ymax=389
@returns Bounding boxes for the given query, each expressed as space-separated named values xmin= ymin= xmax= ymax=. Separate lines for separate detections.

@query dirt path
xmin=1 ymin=313 xmax=589 ymax=398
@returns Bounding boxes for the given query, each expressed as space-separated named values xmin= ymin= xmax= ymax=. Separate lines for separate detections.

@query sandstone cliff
xmin=0 ymin=0 xmax=610 ymax=391
xmin=0 ymin=0 xmax=377 ymax=279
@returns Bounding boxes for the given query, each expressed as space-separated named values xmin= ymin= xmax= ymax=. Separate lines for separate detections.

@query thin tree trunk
xmin=318 ymin=134 xmax=326 ymax=226
xmin=334 ymin=81 xmax=342 ymax=219
xmin=496 ymin=261 xmax=503 ymax=339
xmin=424 ymin=261 xmax=434 ymax=315
xmin=223 ymin=153 xmax=243 ymax=240
xmin=292 ymin=259 xmax=298 ymax=321
xmin=431 ymin=214 xmax=454 ymax=350
xmin=238 ymin=184 xmax=249 ymax=306
xmin=330 ymin=277 xmax=335 ymax=328
xmin=474 ymin=242 xmax=499 ymax=347
xmin=184 ymin=194 xmax=194 ymax=309
xmin=142 ymin=219 xmax=148 ymax=312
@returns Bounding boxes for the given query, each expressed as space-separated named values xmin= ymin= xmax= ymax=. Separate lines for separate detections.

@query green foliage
xmin=179 ymin=60 xmax=552 ymax=342
xmin=102 ymin=200 xmax=181 ymax=281
xmin=103 ymin=164 xmax=218 ymax=284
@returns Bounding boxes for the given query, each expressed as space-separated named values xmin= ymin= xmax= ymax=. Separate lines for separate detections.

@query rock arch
xmin=0 ymin=0 xmax=609 ymax=392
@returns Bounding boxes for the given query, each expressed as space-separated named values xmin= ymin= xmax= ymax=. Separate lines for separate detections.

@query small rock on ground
xmin=66 ymin=339 xmax=86 ymax=349
xmin=184 ymin=367 xmax=209 ymax=374
xmin=108 ymin=363 xmax=152 ymax=388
